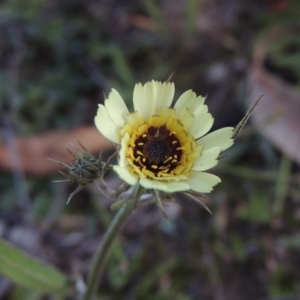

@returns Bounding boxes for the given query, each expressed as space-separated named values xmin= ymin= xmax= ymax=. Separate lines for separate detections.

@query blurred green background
xmin=1 ymin=0 xmax=300 ymax=299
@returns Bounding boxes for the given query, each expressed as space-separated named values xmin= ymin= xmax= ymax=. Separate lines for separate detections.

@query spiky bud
xmin=50 ymin=141 xmax=102 ymax=203
xmin=60 ymin=147 xmax=101 ymax=186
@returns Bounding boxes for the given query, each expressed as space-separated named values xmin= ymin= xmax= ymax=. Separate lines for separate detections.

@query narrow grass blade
xmin=233 ymin=96 xmax=262 ymax=139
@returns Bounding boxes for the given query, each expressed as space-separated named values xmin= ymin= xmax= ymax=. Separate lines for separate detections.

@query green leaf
xmin=0 ymin=238 xmax=69 ymax=293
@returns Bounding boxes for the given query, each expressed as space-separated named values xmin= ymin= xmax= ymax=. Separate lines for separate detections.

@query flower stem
xmin=82 ymin=203 xmax=132 ymax=300
xmin=82 ymin=185 xmax=143 ymax=300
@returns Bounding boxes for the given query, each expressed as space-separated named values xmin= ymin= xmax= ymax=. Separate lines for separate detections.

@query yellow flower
xmin=95 ymin=80 xmax=233 ymax=193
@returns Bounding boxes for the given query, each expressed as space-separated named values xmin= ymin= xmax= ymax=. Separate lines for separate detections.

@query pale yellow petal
xmin=113 ymin=165 xmax=139 ymax=185
xmin=162 ymin=181 xmax=190 ymax=192
xmin=174 ymin=90 xmax=206 ymax=112
xmin=139 ymin=178 xmax=190 ymax=192
xmin=193 ymin=96 xmax=207 ymax=114
xmin=153 ymin=174 xmax=188 ymax=181
xmin=105 ymin=89 xmax=128 ymax=127
xmin=197 ymin=127 xmax=234 ymax=151
xmin=118 ymin=133 xmax=130 ymax=167
xmin=190 ymin=105 xmax=214 ymax=139
xmin=94 ymin=105 xmax=120 ymax=143
xmin=126 ymin=111 xmax=144 ymax=126
xmin=192 ymin=147 xmax=222 ymax=171
xmin=186 ymin=171 xmax=221 ymax=193
xmin=153 ymin=81 xmax=175 ymax=113
xmin=133 ymin=82 xmax=155 ymax=120
xmin=176 ymin=107 xmax=195 ymax=131
xmin=133 ymin=81 xmax=174 ymax=120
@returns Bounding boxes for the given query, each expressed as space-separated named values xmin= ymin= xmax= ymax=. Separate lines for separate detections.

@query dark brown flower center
xmin=133 ymin=125 xmax=183 ymax=176
xmin=144 ymin=139 xmax=169 ymax=162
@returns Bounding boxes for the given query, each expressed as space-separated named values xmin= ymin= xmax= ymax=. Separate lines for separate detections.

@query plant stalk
xmin=82 ymin=202 xmax=133 ymax=300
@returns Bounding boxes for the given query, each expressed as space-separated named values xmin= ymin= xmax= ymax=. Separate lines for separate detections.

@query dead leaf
xmin=248 ymin=26 xmax=300 ymax=165
xmin=0 ymin=126 xmax=113 ymax=176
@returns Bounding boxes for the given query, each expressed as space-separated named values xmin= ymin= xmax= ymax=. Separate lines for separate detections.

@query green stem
xmin=82 ymin=202 xmax=132 ymax=300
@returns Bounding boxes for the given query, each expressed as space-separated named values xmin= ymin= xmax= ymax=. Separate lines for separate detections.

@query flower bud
xmin=59 ymin=143 xmax=101 ymax=186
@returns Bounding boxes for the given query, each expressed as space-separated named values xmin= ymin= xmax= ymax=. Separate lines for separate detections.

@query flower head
xmin=95 ymin=80 xmax=233 ymax=193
